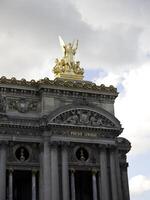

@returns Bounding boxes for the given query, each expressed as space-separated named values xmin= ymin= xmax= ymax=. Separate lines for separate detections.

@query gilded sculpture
xmin=52 ymin=37 xmax=84 ymax=80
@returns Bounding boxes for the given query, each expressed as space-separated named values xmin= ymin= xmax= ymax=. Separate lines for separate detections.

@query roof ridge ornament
xmin=52 ymin=36 xmax=84 ymax=80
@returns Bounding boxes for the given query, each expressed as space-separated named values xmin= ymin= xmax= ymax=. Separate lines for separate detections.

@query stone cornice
xmin=0 ymin=76 xmax=118 ymax=97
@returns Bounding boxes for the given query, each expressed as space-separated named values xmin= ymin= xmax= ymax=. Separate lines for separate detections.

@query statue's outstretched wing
xmin=58 ymin=36 xmax=65 ymax=54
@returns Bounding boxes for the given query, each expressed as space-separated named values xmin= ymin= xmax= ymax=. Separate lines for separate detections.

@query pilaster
xmin=0 ymin=141 xmax=7 ymax=200
xmin=121 ymin=162 xmax=130 ymax=200
xmin=51 ymin=141 xmax=60 ymax=200
xmin=109 ymin=146 xmax=119 ymax=200
xmin=61 ymin=142 xmax=70 ymax=200
xmin=43 ymin=136 xmax=51 ymax=200
xmin=99 ymin=145 xmax=109 ymax=200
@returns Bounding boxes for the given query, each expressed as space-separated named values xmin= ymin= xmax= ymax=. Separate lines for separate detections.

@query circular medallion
xmin=15 ymin=146 xmax=29 ymax=162
xmin=76 ymin=147 xmax=89 ymax=161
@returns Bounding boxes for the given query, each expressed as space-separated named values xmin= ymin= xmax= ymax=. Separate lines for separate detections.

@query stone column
xmin=62 ymin=143 xmax=70 ymax=200
xmin=32 ymin=170 xmax=36 ymax=200
xmin=43 ymin=140 xmax=51 ymax=200
xmin=92 ymin=170 xmax=98 ymax=200
xmin=121 ymin=163 xmax=130 ymax=200
xmin=71 ymin=169 xmax=76 ymax=200
xmin=115 ymin=149 xmax=123 ymax=200
xmin=51 ymin=142 xmax=60 ymax=200
xmin=39 ymin=143 xmax=43 ymax=200
xmin=0 ymin=142 xmax=7 ymax=200
xmin=98 ymin=171 xmax=101 ymax=200
xmin=9 ymin=169 xmax=13 ymax=200
xmin=110 ymin=148 xmax=118 ymax=200
xmin=99 ymin=145 xmax=109 ymax=200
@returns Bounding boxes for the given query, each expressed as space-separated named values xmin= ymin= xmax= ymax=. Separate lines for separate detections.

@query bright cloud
xmin=115 ymin=64 xmax=150 ymax=155
xmin=94 ymin=71 xmax=124 ymax=88
xmin=129 ymin=175 xmax=150 ymax=196
xmin=94 ymin=62 xmax=150 ymax=155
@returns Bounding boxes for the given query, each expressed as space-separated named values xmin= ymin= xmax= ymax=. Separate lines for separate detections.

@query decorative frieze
xmin=7 ymin=98 xmax=39 ymax=113
xmin=51 ymin=109 xmax=116 ymax=128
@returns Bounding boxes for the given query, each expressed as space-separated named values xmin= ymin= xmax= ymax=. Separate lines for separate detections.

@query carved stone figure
xmin=90 ymin=113 xmax=98 ymax=126
xmin=65 ymin=114 xmax=78 ymax=125
xmin=51 ymin=109 xmax=115 ymax=128
xmin=77 ymin=110 xmax=89 ymax=124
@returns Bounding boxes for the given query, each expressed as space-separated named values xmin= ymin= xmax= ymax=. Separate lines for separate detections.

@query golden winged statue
xmin=52 ymin=36 xmax=84 ymax=80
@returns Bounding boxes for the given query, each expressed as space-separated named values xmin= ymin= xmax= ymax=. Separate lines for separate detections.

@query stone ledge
xmin=0 ymin=76 xmax=117 ymax=95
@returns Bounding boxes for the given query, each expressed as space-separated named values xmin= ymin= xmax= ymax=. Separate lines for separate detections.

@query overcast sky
xmin=1 ymin=0 xmax=150 ymax=199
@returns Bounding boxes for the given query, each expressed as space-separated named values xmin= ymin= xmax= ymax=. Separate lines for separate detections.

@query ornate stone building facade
xmin=0 ymin=40 xmax=131 ymax=200
xmin=0 ymin=77 xmax=131 ymax=200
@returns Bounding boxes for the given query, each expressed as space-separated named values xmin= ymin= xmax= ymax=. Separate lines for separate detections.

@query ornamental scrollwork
xmin=51 ymin=109 xmax=116 ymax=128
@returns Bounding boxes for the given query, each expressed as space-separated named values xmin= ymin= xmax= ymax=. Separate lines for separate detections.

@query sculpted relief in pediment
xmin=50 ymin=109 xmax=116 ymax=128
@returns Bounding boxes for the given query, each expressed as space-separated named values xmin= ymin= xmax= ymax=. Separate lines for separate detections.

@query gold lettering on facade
xmin=70 ymin=132 xmax=97 ymax=138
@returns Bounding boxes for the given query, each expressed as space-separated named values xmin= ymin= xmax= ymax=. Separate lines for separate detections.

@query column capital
xmin=61 ymin=141 xmax=70 ymax=149
xmin=50 ymin=141 xmax=59 ymax=148
xmin=0 ymin=140 xmax=8 ymax=146
xmin=98 ymin=144 xmax=106 ymax=149
xmin=32 ymin=169 xmax=37 ymax=175
xmin=92 ymin=169 xmax=97 ymax=175
xmin=43 ymin=137 xmax=50 ymax=143
xmin=99 ymin=144 xmax=117 ymax=150
xmin=107 ymin=144 xmax=117 ymax=150
xmin=8 ymin=168 xmax=14 ymax=173
xmin=70 ymin=168 xmax=76 ymax=173
xmin=39 ymin=142 xmax=44 ymax=150
xmin=120 ymin=162 xmax=129 ymax=169
xmin=43 ymin=130 xmax=52 ymax=137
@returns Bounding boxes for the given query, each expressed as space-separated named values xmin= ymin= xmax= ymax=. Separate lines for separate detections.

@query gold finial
xmin=52 ymin=37 xmax=84 ymax=80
